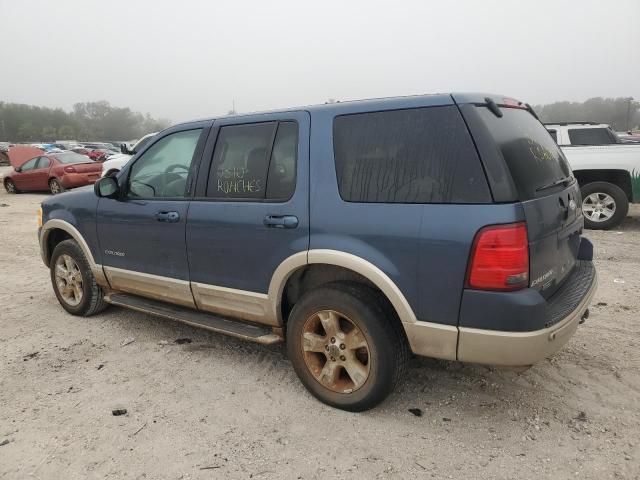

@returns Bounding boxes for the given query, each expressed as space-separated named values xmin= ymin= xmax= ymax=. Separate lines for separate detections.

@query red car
xmin=71 ymin=147 xmax=105 ymax=161
xmin=3 ymin=151 xmax=102 ymax=194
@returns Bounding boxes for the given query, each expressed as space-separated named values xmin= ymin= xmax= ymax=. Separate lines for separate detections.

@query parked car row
xmin=2 ymin=134 xmax=157 ymax=195
xmin=4 ymin=148 xmax=102 ymax=194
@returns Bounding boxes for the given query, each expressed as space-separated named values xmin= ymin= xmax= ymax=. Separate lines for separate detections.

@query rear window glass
xmin=475 ymin=107 xmax=572 ymax=200
xmin=568 ymin=128 xmax=616 ymax=145
xmin=333 ymin=106 xmax=491 ymax=203
xmin=55 ymin=152 xmax=93 ymax=164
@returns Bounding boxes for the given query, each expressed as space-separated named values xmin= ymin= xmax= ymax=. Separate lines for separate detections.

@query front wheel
xmin=4 ymin=179 xmax=18 ymax=194
xmin=580 ymin=181 xmax=629 ymax=230
xmin=49 ymin=178 xmax=65 ymax=195
xmin=50 ymin=239 xmax=108 ymax=316
xmin=286 ymin=282 xmax=409 ymax=411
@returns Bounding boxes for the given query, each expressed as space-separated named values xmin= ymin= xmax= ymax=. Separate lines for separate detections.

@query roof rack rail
xmin=543 ymin=121 xmax=601 ymax=126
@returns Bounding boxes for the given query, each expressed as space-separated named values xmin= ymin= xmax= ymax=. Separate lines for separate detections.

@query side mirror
xmin=94 ymin=176 xmax=119 ymax=198
xmin=15 ymin=167 xmax=21 ymax=173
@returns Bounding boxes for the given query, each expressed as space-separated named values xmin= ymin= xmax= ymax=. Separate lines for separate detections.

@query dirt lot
xmin=1 ymin=170 xmax=639 ymax=479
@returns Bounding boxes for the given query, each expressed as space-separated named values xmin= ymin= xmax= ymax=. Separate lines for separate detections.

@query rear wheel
xmin=49 ymin=178 xmax=64 ymax=195
xmin=580 ymin=181 xmax=628 ymax=230
xmin=286 ymin=282 xmax=409 ymax=411
xmin=50 ymin=239 xmax=108 ymax=316
xmin=4 ymin=179 xmax=18 ymax=194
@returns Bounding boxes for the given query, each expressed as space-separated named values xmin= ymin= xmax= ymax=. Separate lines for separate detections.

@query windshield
xmin=476 ymin=106 xmax=572 ymax=200
xmin=54 ymin=152 xmax=94 ymax=164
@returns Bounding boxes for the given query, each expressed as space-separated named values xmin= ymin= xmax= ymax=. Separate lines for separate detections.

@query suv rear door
xmin=457 ymin=97 xmax=582 ymax=299
xmin=186 ymin=111 xmax=310 ymax=325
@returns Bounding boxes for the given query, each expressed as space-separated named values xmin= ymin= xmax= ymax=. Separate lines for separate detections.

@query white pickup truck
xmin=546 ymin=122 xmax=640 ymax=229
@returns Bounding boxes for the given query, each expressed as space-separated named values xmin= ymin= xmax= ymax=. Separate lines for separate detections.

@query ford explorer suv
xmin=38 ymin=94 xmax=597 ymax=411
xmin=546 ymin=122 xmax=640 ymax=229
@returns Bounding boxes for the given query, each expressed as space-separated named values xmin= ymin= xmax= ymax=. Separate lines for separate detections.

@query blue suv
xmin=38 ymin=93 xmax=597 ymax=411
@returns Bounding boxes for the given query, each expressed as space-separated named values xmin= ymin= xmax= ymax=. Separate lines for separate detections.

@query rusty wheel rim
xmin=301 ymin=309 xmax=371 ymax=394
xmin=54 ymin=254 xmax=83 ymax=306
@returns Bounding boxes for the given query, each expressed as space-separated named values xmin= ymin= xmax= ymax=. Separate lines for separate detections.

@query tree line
xmin=0 ymin=100 xmax=170 ymax=142
xmin=534 ymin=97 xmax=639 ymax=131
xmin=1 ymin=96 xmax=637 ymax=144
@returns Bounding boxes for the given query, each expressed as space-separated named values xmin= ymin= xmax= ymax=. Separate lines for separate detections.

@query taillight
xmin=63 ymin=166 xmax=76 ymax=173
xmin=467 ymin=222 xmax=529 ymax=291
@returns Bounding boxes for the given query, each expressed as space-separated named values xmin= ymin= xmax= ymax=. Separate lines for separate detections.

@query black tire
xmin=50 ymin=239 xmax=108 ymax=316
xmin=4 ymin=178 xmax=18 ymax=194
xmin=286 ymin=282 xmax=409 ymax=412
xmin=49 ymin=178 xmax=64 ymax=195
xmin=580 ymin=181 xmax=629 ymax=230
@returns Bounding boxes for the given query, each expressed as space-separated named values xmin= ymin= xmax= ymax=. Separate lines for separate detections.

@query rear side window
xmin=475 ymin=107 xmax=572 ymax=200
xmin=568 ymin=128 xmax=616 ymax=145
xmin=206 ymin=121 xmax=297 ymax=201
xmin=333 ymin=106 xmax=491 ymax=203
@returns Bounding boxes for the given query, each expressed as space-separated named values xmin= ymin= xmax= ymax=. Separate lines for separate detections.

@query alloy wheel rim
xmin=54 ymin=254 xmax=83 ymax=306
xmin=301 ymin=309 xmax=371 ymax=394
xmin=50 ymin=181 xmax=60 ymax=194
xmin=582 ymin=193 xmax=616 ymax=222
xmin=5 ymin=181 xmax=15 ymax=193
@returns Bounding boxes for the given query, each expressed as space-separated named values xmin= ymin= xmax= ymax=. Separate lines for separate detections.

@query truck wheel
xmin=49 ymin=178 xmax=65 ymax=195
xmin=580 ymin=182 xmax=629 ymax=230
xmin=50 ymin=239 xmax=108 ymax=316
xmin=286 ymin=282 xmax=409 ymax=411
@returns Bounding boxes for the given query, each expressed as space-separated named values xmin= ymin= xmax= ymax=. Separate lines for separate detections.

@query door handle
xmin=264 ymin=215 xmax=298 ymax=229
xmin=155 ymin=211 xmax=180 ymax=223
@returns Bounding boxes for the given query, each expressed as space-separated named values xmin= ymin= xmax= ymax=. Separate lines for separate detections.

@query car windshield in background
xmin=54 ymin=152 xmax=93 ymax=164
xmin=476 ymin=106 xmax=572 ymax=200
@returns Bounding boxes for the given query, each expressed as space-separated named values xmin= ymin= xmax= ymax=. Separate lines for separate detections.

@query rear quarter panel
xmin=309 ymin=99 xmax=525 ymax=326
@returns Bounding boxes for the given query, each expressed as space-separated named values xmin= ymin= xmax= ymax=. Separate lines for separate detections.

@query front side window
xmin=128 ymin=129 xmax=202 ymax=198
xmin=568 ymin=128 xmax=616 ymax=145
xmin=333 ymin=106 xmax=491 ymax=203
xmin=206 ymin=121 xmax=298 ymax=201
xmin=19 ymin=157 xmax=39 ymax=171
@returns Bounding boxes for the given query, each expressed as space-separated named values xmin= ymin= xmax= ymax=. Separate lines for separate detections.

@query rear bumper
xmin=59 ymin=173 xmax=100 ymax=189
xmin=456 ymin=266 xmax=597 ymax=366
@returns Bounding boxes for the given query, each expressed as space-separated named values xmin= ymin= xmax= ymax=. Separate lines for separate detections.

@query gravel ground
xmin=1 ymin=171 xmax=639 ymax=479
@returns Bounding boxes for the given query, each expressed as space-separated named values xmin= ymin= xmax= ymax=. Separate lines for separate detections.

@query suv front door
xmin=96 ymin=126 xmax=208 ymax=307
xmin=186 ymin=112 xmax=310 ymax=325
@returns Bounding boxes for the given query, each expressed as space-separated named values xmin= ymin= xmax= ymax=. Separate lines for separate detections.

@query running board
xmin=104 ymin=293 xmax=283 ymax=345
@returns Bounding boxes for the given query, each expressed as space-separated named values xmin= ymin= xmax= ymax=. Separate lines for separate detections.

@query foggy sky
xmin=1 ymin=0 xmax=639 ymax=123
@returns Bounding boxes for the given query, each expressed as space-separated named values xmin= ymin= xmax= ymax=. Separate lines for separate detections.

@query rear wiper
xmin=535 ymin=176 xmax=573 ymax=192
